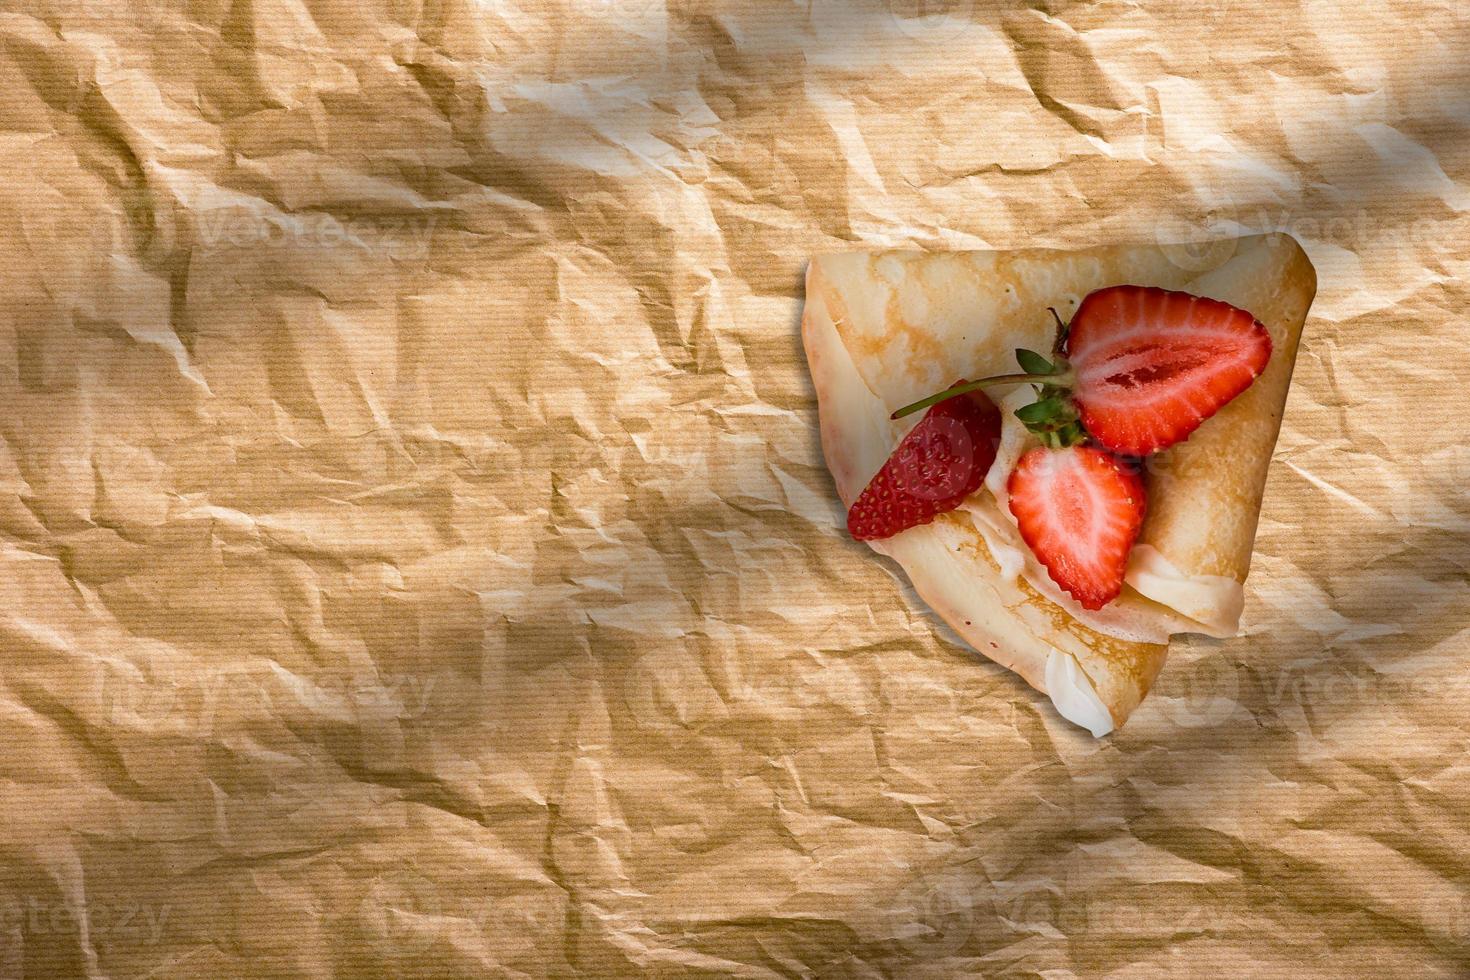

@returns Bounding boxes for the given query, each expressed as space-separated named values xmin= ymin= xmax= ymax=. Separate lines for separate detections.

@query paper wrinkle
xmin=0 ymin=2 xmax=1465 ymax=977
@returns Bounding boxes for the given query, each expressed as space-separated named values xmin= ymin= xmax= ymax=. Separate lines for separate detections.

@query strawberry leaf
xmin=1015 ymin=348 xmax=1057 ymax=376
xmin=1015 ymin=397 xmax=1067 ymax=423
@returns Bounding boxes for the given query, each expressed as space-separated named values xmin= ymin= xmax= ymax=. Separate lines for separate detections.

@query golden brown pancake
xmin=803 ymin=235 xmax=1316 ymax=731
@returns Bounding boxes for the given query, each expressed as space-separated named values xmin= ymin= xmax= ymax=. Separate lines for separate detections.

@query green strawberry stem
xmin=890 ymin=371 xmax=1074 ymax=420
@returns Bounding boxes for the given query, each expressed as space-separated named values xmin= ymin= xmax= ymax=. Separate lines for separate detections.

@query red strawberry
xmin=890 ymin=287 xmax=1273 ymax=458
xmin=1066 ymin=285 xmax=1272 ymax=456
xmin=1007 ymin=445 xmax=1146 ymax=610
xmin=847 ymin=386 xmax=1002 ymax=541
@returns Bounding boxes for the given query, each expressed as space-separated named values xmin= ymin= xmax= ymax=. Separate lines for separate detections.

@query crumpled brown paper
xmin=0 ymin=0 xmax=1466 ymax=975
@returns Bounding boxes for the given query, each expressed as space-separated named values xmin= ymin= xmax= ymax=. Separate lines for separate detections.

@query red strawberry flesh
xmin=847 ymin=387 xmax=1002 ymax=541
xmin=1006 ymin=445 xmax=1146 ymax=610
xmin=1067 ymin=285 xmax=1272 ymax=456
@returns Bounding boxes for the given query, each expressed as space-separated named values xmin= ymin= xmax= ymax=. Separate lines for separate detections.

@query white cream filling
xmin=1125 ymin=545 xmax=1244 ymax=638
xmin=1044 ymin=649 xmax=1114 ymax=737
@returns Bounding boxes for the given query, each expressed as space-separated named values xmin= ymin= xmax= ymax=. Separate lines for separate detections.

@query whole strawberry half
xmin=847 ymin=387 xmax=1002 ymax=541
xmin=1007 ymin=444 xmax=1146 ymax=610
xmin=1066 ymin=285 xmax=1273 ymax=456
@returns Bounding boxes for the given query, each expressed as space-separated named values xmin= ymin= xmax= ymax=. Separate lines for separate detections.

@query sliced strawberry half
xmin=847 ymin=386 xmax=1002 ymax=541
xmin=1066 ymin=285 xmax=1272 ymax=456
xmin=1007 ymin=445 xmax=1146 ymax=610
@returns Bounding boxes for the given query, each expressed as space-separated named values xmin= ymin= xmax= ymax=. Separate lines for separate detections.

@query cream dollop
xmin=1125 ymin=544 xmax=1244 ymax=638
xmin=1044 ymin=649 xmax=1114 ymax=737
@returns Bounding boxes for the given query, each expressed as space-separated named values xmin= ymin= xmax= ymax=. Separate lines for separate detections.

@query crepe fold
xmin=802 ymin=235 xmax=1316 ymax=732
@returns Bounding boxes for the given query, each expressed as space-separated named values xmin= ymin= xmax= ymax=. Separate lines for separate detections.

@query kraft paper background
xmin=0 ymin=0 xmax=1467 ymax=976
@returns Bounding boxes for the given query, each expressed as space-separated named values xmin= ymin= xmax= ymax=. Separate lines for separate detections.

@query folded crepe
xmin=802 ymin=234 xmax=1316 ymax=733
